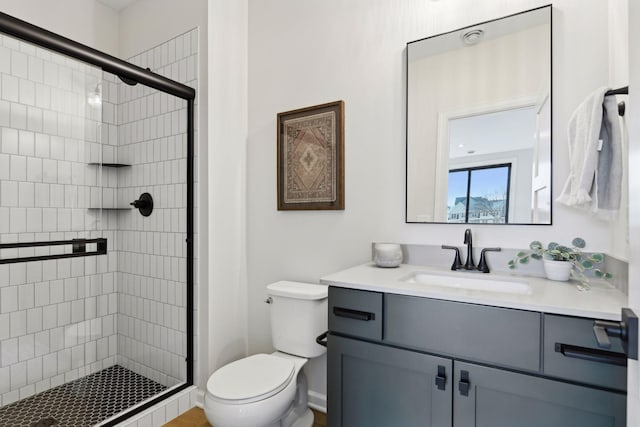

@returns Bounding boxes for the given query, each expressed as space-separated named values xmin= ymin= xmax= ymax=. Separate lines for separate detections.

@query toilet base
xmin=264 ymin=407 xmax=313 ymax=427
xmin=279 ymin=368 xmax=314 ymax=427
xmin=290 ymin=408 xmax=314 ymax=427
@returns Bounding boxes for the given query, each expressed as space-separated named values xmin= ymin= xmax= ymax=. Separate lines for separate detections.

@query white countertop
xmin=320 ymin=263 xmax=628 ymax=321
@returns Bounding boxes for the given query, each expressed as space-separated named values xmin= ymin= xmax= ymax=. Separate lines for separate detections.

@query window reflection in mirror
xmin=406 ymin=6 xmax=551 ymax=225
xmin=448 ymin=164 xmax=511 ymax=224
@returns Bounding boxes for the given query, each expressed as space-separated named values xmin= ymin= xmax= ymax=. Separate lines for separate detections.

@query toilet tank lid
xmin=267 ymin=281 xmax=328 ymax=300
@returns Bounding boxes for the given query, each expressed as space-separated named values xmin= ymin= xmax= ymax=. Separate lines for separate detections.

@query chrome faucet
xmin=442 ymin=228 xmax=502 ymax=273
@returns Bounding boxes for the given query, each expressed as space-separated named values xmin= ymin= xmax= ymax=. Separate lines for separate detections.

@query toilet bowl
xmin=204 ymin=281 xmax=327 ymax=427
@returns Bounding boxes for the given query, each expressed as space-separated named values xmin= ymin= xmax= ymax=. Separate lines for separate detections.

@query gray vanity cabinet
xmin=327 ymin=286 xmax=627 ymax=426
xmin=453 ymin=361 xmax=626 ymax=427
xmin=328 ymin=334 xmax=453 ymax=427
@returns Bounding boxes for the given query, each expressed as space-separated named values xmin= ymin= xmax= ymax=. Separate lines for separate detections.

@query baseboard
xmin=307 ymin=390 xmax=326 ymax=413
xmin=194 ymin=389 xmax=205 ymax=408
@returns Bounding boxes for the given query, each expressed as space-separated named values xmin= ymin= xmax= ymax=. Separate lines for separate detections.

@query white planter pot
xmin=543 ymin=259 xmax=573 ymax=281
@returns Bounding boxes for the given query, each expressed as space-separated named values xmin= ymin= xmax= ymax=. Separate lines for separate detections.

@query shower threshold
xmin=0 ymin=365 xmax=167 ymax=427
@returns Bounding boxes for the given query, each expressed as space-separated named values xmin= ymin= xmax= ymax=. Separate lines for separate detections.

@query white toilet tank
xmin=267 ymin=281 xmax=328 ymax=358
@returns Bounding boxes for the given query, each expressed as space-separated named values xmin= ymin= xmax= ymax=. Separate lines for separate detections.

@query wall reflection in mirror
xmin=406 ymin=6 xmax=552 ymax=224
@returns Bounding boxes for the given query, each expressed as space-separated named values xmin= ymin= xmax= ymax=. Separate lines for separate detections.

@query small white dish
xmin=374 ymin=243 xmax=403 ymax=268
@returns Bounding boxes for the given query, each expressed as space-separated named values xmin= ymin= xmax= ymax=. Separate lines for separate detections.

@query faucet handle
xmin=442 ymin=245 xmax=463 ymax=270
xmin=477 ymin=247 xmax=502 ymax=273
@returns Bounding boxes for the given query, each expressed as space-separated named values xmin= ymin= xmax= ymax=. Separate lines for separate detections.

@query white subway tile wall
xmin=0 ymin=33 xmax=117 ymax=407
xmin=111 ymin=28 xmax=197 ymax=389
xmin=0 ymin=27 xmax=199 ymax=408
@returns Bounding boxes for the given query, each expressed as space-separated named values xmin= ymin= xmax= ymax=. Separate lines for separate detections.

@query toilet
xmin=204 ymin=281 xmax=328 ymax=427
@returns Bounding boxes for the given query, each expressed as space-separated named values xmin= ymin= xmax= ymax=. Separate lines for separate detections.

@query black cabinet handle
xmin=333 ymin=307 xmax=375 ymax=321
xmin=555 ymin=343 xmax=627 ymax=367
xmin=458 ymin=370 xmax=470 ymax=396
xmin=316 ymin=331 xmax=328 ymax=348
xmin=435 ymin=365 xmax=447 ymax=391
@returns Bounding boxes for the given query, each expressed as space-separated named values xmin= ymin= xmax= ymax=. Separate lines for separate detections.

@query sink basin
xmin=402 ymin=272 xmax=532 ymax=295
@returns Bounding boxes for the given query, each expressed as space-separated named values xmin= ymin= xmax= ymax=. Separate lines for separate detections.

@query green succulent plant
xmin=508 ymin=237 xmax=612 ymax=286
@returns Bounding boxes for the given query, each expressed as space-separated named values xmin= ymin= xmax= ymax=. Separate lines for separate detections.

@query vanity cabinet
xmin=327 ymin=287 xmax=627 ymax=427
xmin=328 ymin=334 xmax=452 ymax=427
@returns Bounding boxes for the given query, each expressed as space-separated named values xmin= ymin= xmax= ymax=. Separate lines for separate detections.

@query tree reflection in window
xmin=447 ymin=164 xmax=511 ymax=224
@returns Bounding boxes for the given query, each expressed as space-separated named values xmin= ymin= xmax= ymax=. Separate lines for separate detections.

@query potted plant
xmin=508 ymin=237 xmax=612 ymax=285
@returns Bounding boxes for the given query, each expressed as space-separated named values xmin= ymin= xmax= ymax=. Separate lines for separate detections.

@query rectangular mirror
xmin=406 ymin=6 xmax=552 ymax=224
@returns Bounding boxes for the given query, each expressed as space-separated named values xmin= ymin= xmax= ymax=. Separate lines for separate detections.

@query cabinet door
xmin=328 ymin=334 xmax=452 ymax=427
xmin=453 ymin=361 xmax=626 ymax=427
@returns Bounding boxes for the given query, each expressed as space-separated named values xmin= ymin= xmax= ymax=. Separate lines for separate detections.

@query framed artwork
xmin=277 ymin=100 xmax=345 ymax=210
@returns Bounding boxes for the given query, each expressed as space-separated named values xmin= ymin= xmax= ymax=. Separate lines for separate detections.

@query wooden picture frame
xmin=277 ymin=100 xmax=345 ymax=210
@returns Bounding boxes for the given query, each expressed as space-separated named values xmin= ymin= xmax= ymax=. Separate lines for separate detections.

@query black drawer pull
xmin=458 ymin=370 xmax=470 ymax=396
xmin=435 ymin=365 xmax=447 ymax=391
xmin=333 ymin=306 xmax=375 ymax=321
xmin=555 ymin=343 xmax=627 ymax=367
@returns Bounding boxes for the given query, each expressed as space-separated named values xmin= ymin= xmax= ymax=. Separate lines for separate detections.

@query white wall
xmin=248 ymin=0 xmax=618 ymax=407
xmin=0 ymin=0 xmax=119 ymax=55
xmin=117 ymin=0 xmax=206 ymax=60
xmin=205 ymin=0 xmax=249 ymax=391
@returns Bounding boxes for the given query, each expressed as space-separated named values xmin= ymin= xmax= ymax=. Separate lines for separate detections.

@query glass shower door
xmin=0 ymin=23 xmax=194 ymax=426
xmin=0 ymin=31 xmax=122 ymax=426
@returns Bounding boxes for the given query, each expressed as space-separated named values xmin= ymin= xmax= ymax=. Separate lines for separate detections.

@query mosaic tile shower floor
xmin=0 ymin=365 xmax=167 ymax=427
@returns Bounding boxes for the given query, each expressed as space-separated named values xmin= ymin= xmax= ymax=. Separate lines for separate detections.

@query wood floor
xmin=163 ymin=408 xmax=210 ymax=427
xmin=163 ymin=407 xmax=327 ymax=427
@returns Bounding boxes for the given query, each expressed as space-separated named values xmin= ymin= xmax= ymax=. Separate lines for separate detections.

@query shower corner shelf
xmin=88 ymin=162 xmax=132 ymax=168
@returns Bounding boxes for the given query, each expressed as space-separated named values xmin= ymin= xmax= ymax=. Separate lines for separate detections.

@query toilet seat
xmin=206 ymin=354 xmax=295 ymax=404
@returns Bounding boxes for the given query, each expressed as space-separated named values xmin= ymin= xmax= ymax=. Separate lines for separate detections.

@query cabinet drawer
xmin=385 ymin=295 xmax=541 ymax=372
xmin=543 ymin=314 xmax=627 ymax=391
xmin=329 ymin=287 xmax=382 ymax=341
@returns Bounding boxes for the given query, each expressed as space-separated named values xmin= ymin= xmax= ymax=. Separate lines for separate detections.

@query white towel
xmin=557 ymin=87 xmax=623 ymax=218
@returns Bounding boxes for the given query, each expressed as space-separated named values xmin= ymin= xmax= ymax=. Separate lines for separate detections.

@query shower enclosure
xmin=0 ymin=12 xmax=194 ymax=426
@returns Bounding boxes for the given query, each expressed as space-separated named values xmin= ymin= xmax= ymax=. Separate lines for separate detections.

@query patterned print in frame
xmin=277 ymin=100 xmax=345 ymax=210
